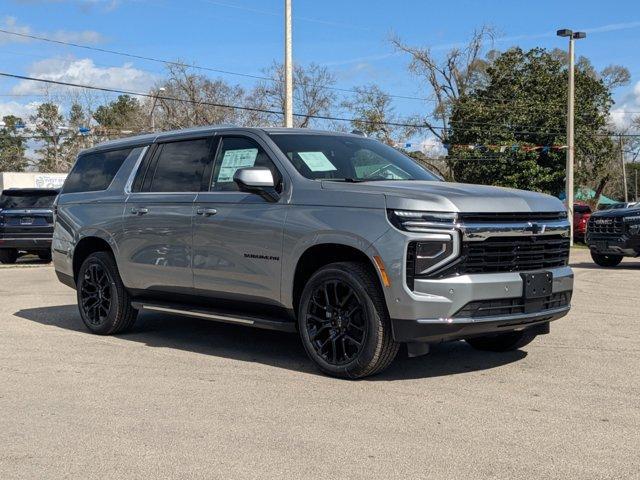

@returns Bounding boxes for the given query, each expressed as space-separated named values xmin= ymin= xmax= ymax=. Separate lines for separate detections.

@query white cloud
xmin=11 ymin=57 xmax=157 ymax=95
xmin=609 ymin=81 xmax=640 ymax=131
xmin=0 ymin=16 xmax=105 ymax=45
xmin=0 ymin=100 xmax=40 ymax=120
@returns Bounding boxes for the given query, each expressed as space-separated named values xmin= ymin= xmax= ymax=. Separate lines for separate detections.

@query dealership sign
xmin=34 ymin=174 xmax=67 ymax=189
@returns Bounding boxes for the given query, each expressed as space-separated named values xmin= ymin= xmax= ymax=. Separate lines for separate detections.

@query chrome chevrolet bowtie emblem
xmin=526 ymin=222 xmax=546 ymax=235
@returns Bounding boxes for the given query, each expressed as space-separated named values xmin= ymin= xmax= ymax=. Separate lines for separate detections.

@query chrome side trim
xmin=139 ymin=304 xmax=255 ymax=325
xmin=416 ymin=305 xmax=570 ymax=325
xmin=460 ymin=219 xmax=570 ymax=241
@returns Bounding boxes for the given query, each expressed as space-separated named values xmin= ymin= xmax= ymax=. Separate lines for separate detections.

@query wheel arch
xmin=72 ymin=236 xmax=115 ymax=283
xmin=290 ymin=243 xmax=384 ymax=316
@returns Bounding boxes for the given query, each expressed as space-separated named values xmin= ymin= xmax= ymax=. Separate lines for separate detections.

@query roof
xmin=1 ymin=188 xmax=60 ymax=194
xmin=82 ymin=126 xmax=363 ymax=154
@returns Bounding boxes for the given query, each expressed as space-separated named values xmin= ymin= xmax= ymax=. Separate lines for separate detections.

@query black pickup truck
xmin=586 ymin=204 xmax=640 ymax=266
xmin=0 ymin=188 xmax=59 ymax=264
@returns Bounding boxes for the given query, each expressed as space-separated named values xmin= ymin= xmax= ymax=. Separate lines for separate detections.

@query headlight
xmin=412 ymin=235 xmax=456 ymax=274
xmin=387 ymin=209 xmax=457 ymax=232
xmin=388 ymin=210 xmax=460 ymax=282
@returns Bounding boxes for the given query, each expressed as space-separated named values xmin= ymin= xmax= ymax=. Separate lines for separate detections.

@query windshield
xmin=0 ymin=190 xmax=58 ymax=209
xmin=269 ymin=134 xmax=440 ymax=182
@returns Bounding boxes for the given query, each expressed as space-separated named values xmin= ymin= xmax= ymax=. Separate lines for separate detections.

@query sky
xmin=1 ymin=0 xmax=640 ymax=148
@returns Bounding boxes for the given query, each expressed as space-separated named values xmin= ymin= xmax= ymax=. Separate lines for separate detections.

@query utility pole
xmin=150 ymin=87 xmax=165 ymax=133
xmin=557 ymin=29 xmax=586 ymax=246
xmin=284 ymin=0 xmax=293 ymax=128
xmin=619 ymin=136 xmax=628 ymax=202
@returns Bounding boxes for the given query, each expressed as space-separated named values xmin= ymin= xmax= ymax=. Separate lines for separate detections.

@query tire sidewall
xmin=298 ymin=265 xmax=382 ymax=377
xmin=76 ymin=253 xmax=120 ymax=335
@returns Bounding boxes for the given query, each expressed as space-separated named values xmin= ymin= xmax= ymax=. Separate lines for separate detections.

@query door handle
xmin=130 ymin=207 xmax=148 ymax=215
xmin=196 ymin=207 xmax=218 ymax=217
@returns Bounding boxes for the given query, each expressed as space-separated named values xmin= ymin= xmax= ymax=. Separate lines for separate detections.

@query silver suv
xmin=53 ymin=126 xmax=573 ymax=378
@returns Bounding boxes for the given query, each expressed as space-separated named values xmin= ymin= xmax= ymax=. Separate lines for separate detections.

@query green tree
xmin=32 ymin=103 xmax=69 ymax=173
xmin=93 ymin=95 xmax=144 ymax=132
xmin=0 ymin=115 xmax=28 ymax=172
xmin=447 ymin=47 xmax=618 ymax=195
xmin=61 ymin=103 xmax=89 ymax=167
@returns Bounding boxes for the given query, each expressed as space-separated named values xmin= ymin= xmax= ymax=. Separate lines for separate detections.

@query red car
xmin=573 ymin=203 xmax=592 ymax=242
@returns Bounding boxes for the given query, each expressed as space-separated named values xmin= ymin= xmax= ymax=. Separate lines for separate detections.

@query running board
xmin=131 ymin=301 xmax=297 ymax=333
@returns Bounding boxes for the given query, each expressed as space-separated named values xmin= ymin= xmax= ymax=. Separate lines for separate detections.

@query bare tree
xmin=341 ymin=84 xmax=407 ymax=145
xmin=390 ymin=26 xmax=495 ymax=142
xmin=154 ymin=63 xmax=246 ymax=130
xmin=250 ymin=62 xmax=337 ymax=128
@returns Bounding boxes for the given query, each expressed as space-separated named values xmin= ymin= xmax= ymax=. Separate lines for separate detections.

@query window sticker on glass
xmin=217 ymin=148 xmax=258 ymax=182
xmin=298 ymin=151 xmax=337 ymax=172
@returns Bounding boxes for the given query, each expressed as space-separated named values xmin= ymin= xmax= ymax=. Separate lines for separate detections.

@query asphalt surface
xmin=0 ymin=249 xmax=638 ymax=479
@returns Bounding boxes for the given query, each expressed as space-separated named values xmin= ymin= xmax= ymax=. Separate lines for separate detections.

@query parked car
xmin=0 ymin=188 xmax=58 ymax=264
xmin=52 ymin=127 xmax=574 ymax=378
xmin=586 ymin=203 xmax=640 ymax=266
xmin=573 ymin=202 xmax=592 ymax=242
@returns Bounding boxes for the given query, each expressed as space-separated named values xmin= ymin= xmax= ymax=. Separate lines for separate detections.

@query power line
xmin=0 ymin=71 xmax=582 ymax=136
xmin=0 ymin=28 xmax=431 ymax=103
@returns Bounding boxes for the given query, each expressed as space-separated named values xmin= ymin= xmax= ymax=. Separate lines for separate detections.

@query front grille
xmin=431 ymin=235 xmax=570 ymax=277
xmin=587 ymin=217 xmax=624 ymax=236
xmin=453 ymin=291 xmax=571 ymax=318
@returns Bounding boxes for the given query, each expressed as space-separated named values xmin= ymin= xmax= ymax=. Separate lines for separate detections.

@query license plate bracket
xmin=521 ymin=272 xmax=553 ymax=314
xmin=20 ymin=217 xmax=34 ymax=225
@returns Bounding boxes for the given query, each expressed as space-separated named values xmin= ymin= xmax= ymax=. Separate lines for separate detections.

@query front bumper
xmin=369 ymin=222 xmax=574 ymax=343
xmin=586 ymin=232 xmax=640 ymax=256
xmin=391 ymin=306 xmax=567 ymax=343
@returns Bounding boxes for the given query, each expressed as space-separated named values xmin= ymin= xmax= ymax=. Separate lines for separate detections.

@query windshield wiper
xmin=324 ymin=177 xmax=364 ymax=183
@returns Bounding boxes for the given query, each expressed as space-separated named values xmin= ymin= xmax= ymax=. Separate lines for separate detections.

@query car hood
xmin=320 ymin=180 xmax=565 ymax=213
xmin=591 ymin=206 xmax=640 ymax=219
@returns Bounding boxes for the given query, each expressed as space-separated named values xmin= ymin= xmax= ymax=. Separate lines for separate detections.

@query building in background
xmin=0 ymin=172 xmax=67 ymax=191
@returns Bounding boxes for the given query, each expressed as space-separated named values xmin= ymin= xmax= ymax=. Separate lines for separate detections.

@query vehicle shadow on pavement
xmin=570 ymin=261 xmax=639 ymax=270
xmin=15 ymin=304 xmax=527 ymax=381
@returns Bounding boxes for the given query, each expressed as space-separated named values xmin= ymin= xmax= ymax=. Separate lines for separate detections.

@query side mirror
xmin=233 ymin=167 xmax=280 ymax=202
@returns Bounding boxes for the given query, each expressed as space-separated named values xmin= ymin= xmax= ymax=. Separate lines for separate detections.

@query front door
xmin=120 ymin=137 xmax=214 ymax=296
xmin=192 ymin=135 xmax=287 ymax=304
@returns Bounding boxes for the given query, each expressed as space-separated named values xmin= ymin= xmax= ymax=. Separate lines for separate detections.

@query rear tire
xmin=76 ymin=251 xmax=137 ymax=335
xmin=38 ymin=251 xmax=52 ymax=262
xmin=0 ymin=249 xmax=18 ymax=264
xmin=297 ymin=261 xmax=399 ymax=379
xmin=466 ymin=330 xmax=537 ymax=352
xmin=590 ymin=251 xmax=623 ymax=267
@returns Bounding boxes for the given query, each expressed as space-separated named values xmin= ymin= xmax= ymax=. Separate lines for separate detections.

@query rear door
xmin=192 ymin=134 xmax=287 ymax=304
xmin=121 ymin=137 xmax=214 ymax=296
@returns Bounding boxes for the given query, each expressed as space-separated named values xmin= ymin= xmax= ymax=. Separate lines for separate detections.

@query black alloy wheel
xmin=80 ymin=261 xmax=113 ymax=327
xmin=305 ymin=280 xmax=367 ymax=365
xmin=76 ymin=251 xmax=137 ymax=335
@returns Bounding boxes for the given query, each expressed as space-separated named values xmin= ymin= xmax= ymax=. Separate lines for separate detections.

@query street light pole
xmin=284 ymin=0 xmax=293 ymax=128
xmin=557 ymin=29 xmax=586 ymax=246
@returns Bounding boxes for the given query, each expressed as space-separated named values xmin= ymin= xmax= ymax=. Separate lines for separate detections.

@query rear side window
xmin=63 ymin=148 xmax=134 ymax=194
xmin=0 ymin=190 xmax=58 ymax=209
xmin=148 ymin=138 xmax=212 ymax=192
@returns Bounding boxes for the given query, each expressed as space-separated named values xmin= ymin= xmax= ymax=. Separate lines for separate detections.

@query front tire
xmin=298 ymin=262 xmax=399 ymax=379
xmin=590 ymin=251 xmax=623 ymax=267
xmin=76 ymin=251 xmax=137 ymax=335
xmin=0 ymin=249 xmax=18 ymax=264
xmin=466 ymin=330 xmax=537 ymax=352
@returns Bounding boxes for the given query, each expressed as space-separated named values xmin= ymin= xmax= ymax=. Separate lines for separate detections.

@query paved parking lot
xmin=0 ymin=248 xmax=638 ymax=479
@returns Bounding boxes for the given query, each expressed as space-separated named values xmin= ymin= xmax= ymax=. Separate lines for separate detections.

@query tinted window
xmin=63 ymin=148 xmax=135 ymax=194
xmin=149 ymin=139 xmax=211 ymax=192
xmin=269 ymin=134 xmax=439 ymax=182
xmin=211 ymin=137 xmax=281 ymax=192
xmin=0 ymin=190 xmax=58 ymax=209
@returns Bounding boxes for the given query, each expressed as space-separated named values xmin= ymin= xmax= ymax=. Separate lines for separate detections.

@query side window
xmin=148 ymin=138 xmax=212 ymax=193
xmin=62 ymin=147 xmax=136 ymax=194
xmin=211 ymin=137 xmax=282 ymax=192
